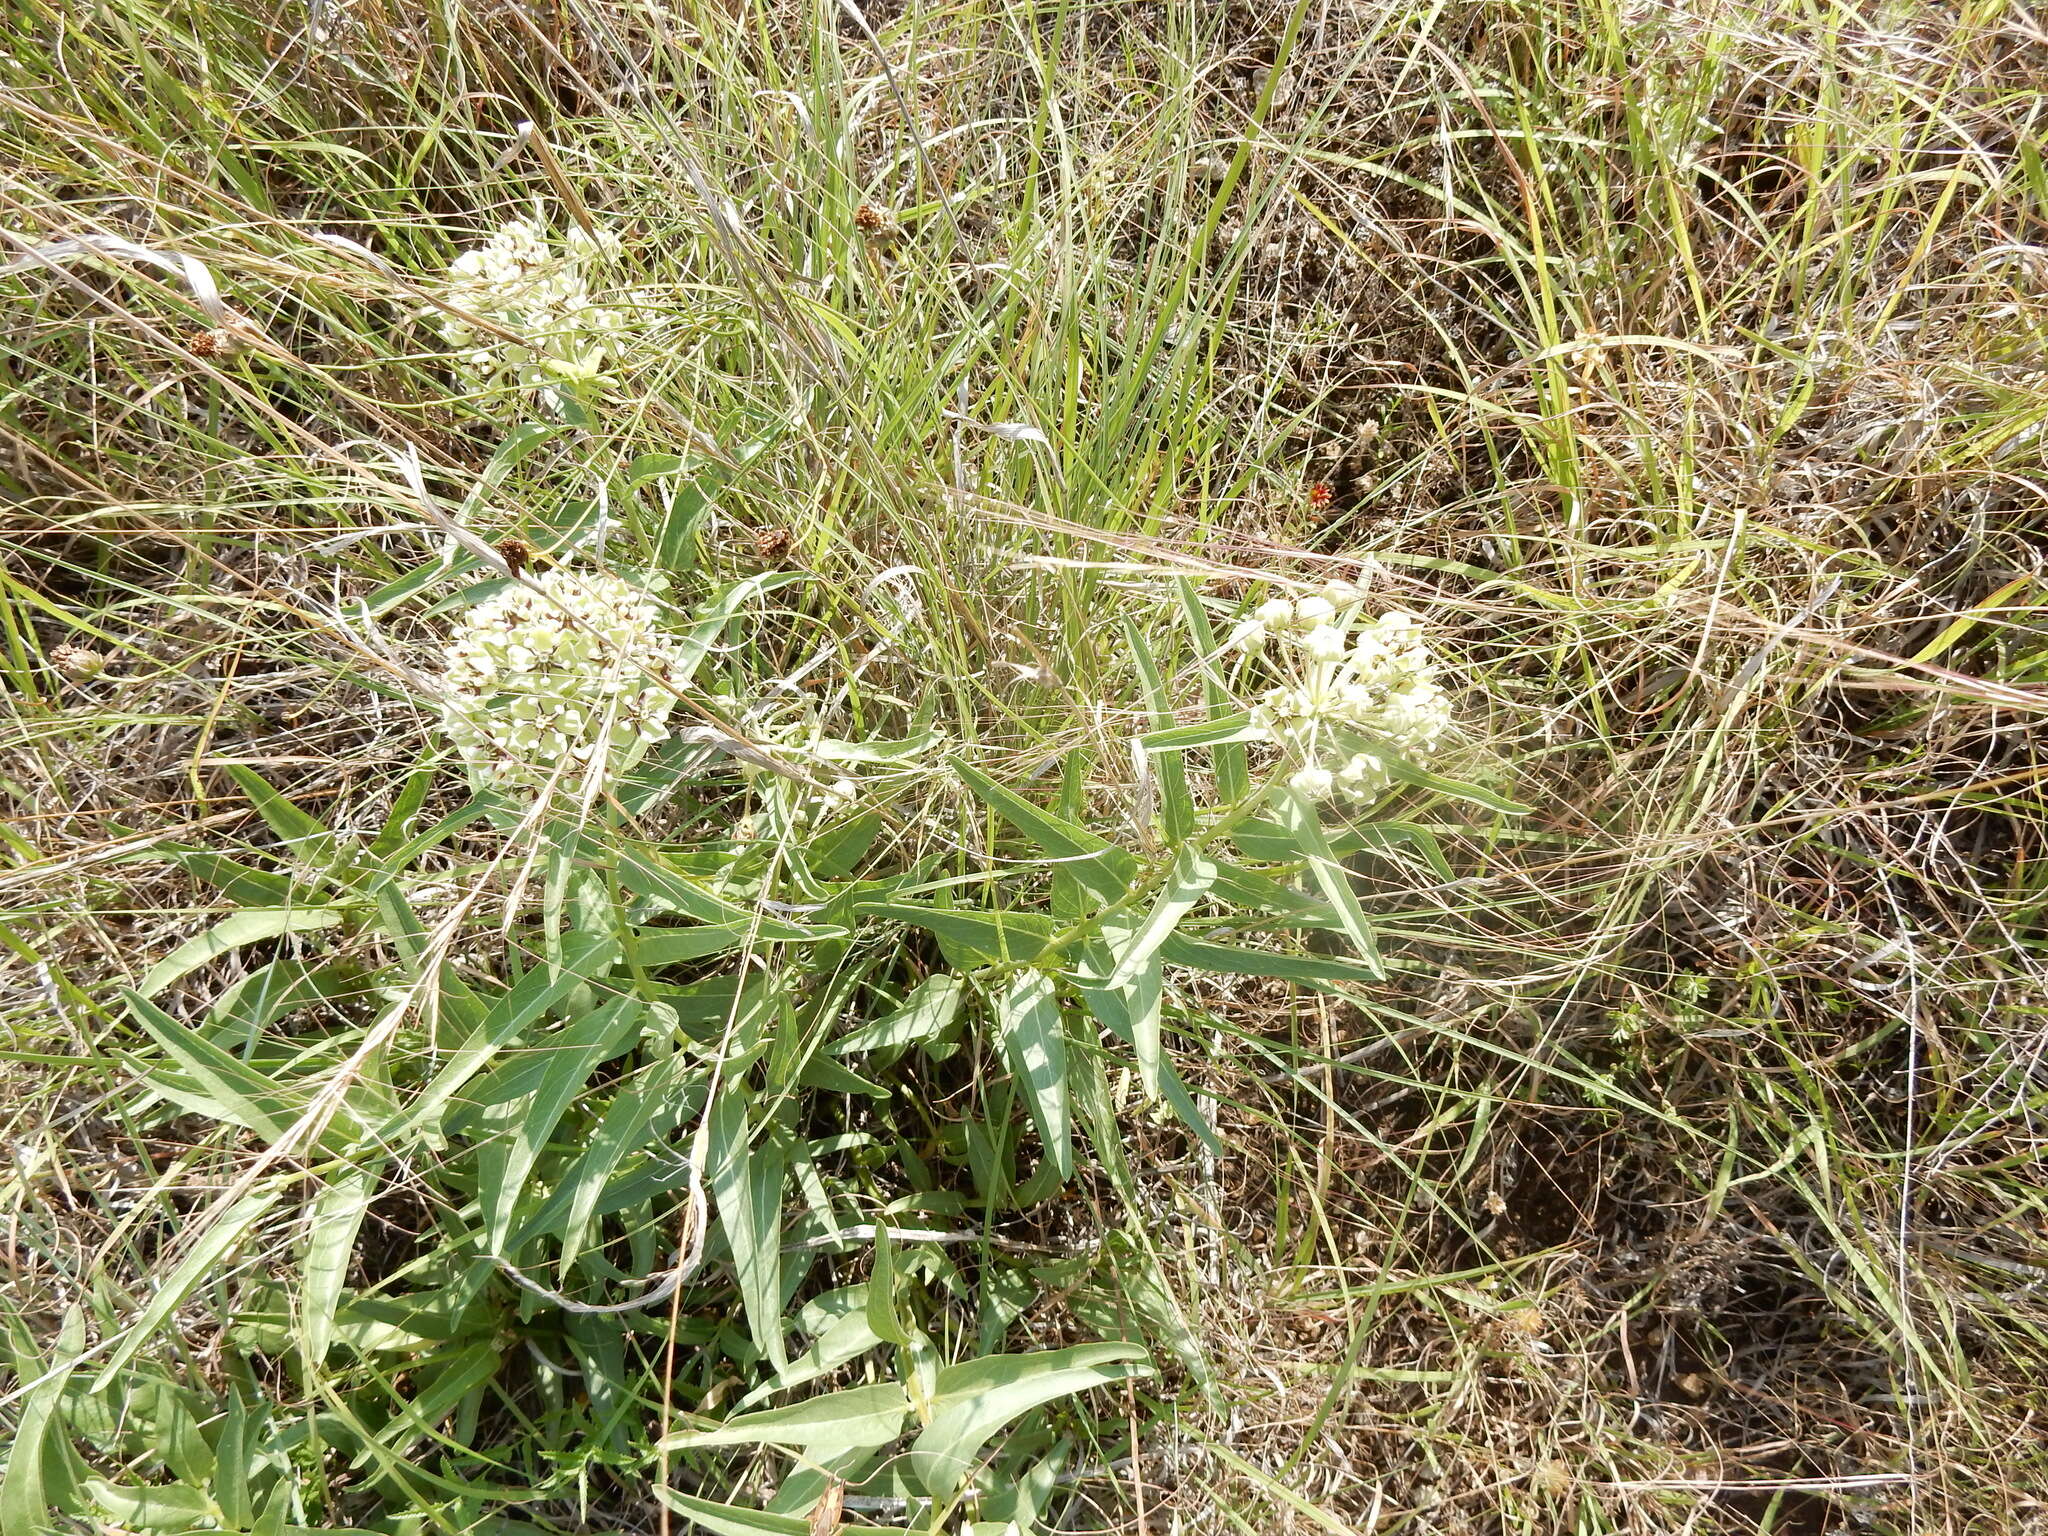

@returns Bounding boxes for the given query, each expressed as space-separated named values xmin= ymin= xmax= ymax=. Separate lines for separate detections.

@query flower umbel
xmin=430 ymin=214 xmax=629 ymax=400
xmin=439 ymin=568 xmax=684 ymax=799
xmin=1242 ymin=584 xmax=1454 ymax=804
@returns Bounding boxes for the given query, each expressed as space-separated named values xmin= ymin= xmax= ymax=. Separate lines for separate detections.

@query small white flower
xmin=1255 ymin=597 xmax=1296 ymax=631
xmin=1293 ymin=595 xmax=1336 ymax=627
xmin=1289 ymin=765 xmax=1336 ymax=799
xmin=1301 ymin=624 xmax=1348 ymax=661
xmin=1227 ymin=618 xmax=1269 ymax=652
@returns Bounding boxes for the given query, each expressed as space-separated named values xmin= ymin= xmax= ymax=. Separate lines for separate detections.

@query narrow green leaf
xmin=709 ymin=1090 xmax=788 ymax=1369
xmin=1158 ymin=936 xmax=1384 ymax=989
xmin=852 ymin=900 xmax=1058 ymax=966
xmin=1353 ymin=822 xmax=1456 ymax=882
xmin=366 ymin=801 xmax=490 ymax=874
xmin=1101 ymin=848 xmax=1214 ymax=1097
xmin=1 ymin=1305 xmax=85 ymax=1536
xmin=367 ymin=766 xmax=435 ymax=859
xmin=301 ymin=1163 xmax=379 ymax=1363
xmin=659 ymin=1382 xmax=910 ymax=1452
xmin=1074 ymin=980 xmax=1221 ymax=1156
xmin=223 ymin=765 xmax=335 ymax=867
xmin=603 ymin=843 xmax=835 ymax=941
xmin=1376 ymin=753 xmax=1531 ymax=815
xmin=536 ymin=1052 xmax=706 ymax=1264
xmin=1108 ymin=846 xmax=1217 ymax=990
xmin=95 ymin=1190 xmax=281 ymax=1383
xmin=1272 ymin=791 xmax=1383 ymax=977
xmin=995 ymin=972 xmax=1070 ymax=1181
xmin=140 ymin=906 xmax=343 ymax=998
xmin=122 ymin=990 xmax=305 ymax=1144
xmin=742 ymin=1289 xmax=887 ymax=1404
xmin=664 ymin=573 xmax=805 ymax=690
xmin=379 ymin=930 xmax=620 ymax=1142
xmin=1136 ymin=713 xmax=1262 ymax=752
xmin=910 ymin=1343 xmax=1153 ymax=1499
xmin=204 ymin=957 xmax=361 ymax=1050
xmin=653 ymin=462 xmax=718 ymax=574
xmin=477 ymin=1000 xmax=642 ymax=1252
xmin=950 ymin=758 xmax=1135 ymax=907
xmin=79 ymin=1481 xmax=215 ymax=1533
xmin=629 ymin=926 xmax=747 ymax=964
xmin=626 ymin=450 xmax=686 ymax=491
xmin=793 ymin=1055 xmax=886 ymax=1097
xmin=362 ymin=1341 xmax=500 ymax=1460
xmin=866 ymin=1227 xmax=911 ymax=1346
xmin=1124 ymin=621 xmax=1195 ymax=840
xmin=212 ymin=1388 xmax=255 ymax=1531
xmin=654 ymin=1491 xmax=808 ymax=1536
xmin=832 ymin=974 xmax=963 ymax=1055
xmin=140 ymin=843 xmax=296 ymax=906
xmin=1177 ymin=580 xmax=1250 ymax=801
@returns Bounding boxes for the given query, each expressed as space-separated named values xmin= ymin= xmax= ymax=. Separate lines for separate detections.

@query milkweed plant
xmin=63 ymin=206 xmax=1508 ymax=1536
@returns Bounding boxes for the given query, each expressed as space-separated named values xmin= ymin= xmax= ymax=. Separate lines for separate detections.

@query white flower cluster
xmin=1235 ymin=583 xmax=1454 ymax=804
xmin=431 ymin=215 xmax=629 ymax=397
xmin=439 ymin=568 xmax=684 ymax=798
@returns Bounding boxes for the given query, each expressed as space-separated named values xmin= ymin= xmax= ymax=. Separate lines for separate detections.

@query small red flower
xmin=1307 ymin=481 xmax=1335 ymax=512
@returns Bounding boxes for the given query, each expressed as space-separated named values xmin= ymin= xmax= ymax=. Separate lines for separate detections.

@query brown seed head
xmin=52 ymin=642 xmax=110 ymax=679
xmin=497 ymin=536 xmax=551 ymax=579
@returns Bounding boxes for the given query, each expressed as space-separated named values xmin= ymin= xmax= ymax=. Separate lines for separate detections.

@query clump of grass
xmin=5 ymin=0 xmax=2048 ymax=1533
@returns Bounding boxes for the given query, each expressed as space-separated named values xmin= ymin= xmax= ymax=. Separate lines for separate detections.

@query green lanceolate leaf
xmin=1107 ymin=850 xmax=1216 ymax=990
xmin=222 ymin=764 xmax=336 ymax=868
xmin=709 ymin=1089 xmax=789 ymax=1369
xmin=1159 ymin=936 xmax=1385 ymax=990
xmin=1103 ymin=846 xmax=1216 ymax=1096
xmin=1136 ymin=712 xmax=1263 ymax=753
xmin=950 ymin=758 xmax=1136 ymax=908
xmin=476 ymin=999 xmax=643 ymax=1252
xmin=1 ymin=1305 xmax=85 ymax=1536
xmin=379 ymin=928 xmax=620 ymax=1142
xmin=1074 ymin=978 xmax=1221 ymax=1156
xmin=1272 ymin=790 xmax=1384 ymax=977
xmin=138 ymin=842 xmax=297 ymax=906
xmin=852 ymin=900 xmax=1058 ymax=967
xmin=994 ymin=971 xmax=1070 ymax=1181
xmin=832 ymin=974 xmax=963 ymax=1055
xmin=1375 ymin=752 xmax=1532 ymax=815
xmin=121 ymin=990 xmax=320 ymax=1146
xmin=866 ymin=1226 xmax=912 ymax=1347
xmin=910 ymin=1342 xmax=1153 ymax=1499
xmin=1125 ymin=620 xmax=1196 ymax=841
xmin=603 ymin=842 xmax=838 ymax=941
xmin=660 ymin=1381 xmax=911 ymax=1453
xmin=139 ymin=905 xmax=344 ymax=998
xmin=540 ymin=1052 xmax=706 ymax=1265
xmin=95 ymin=1189 xmax=282 ymax=1383
xmin=78 ymin=1481 xmax=216 ymax=1534
xmin=653 ymin=1491 xmax=808 ymax=1536
xmin=665 ymin=572 xmax=807 ymax=689
xmin=1177 ymin=579 xmax=1251 ymax=801
xmin=301 ymin=1162 xmax=380 ymax=1363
